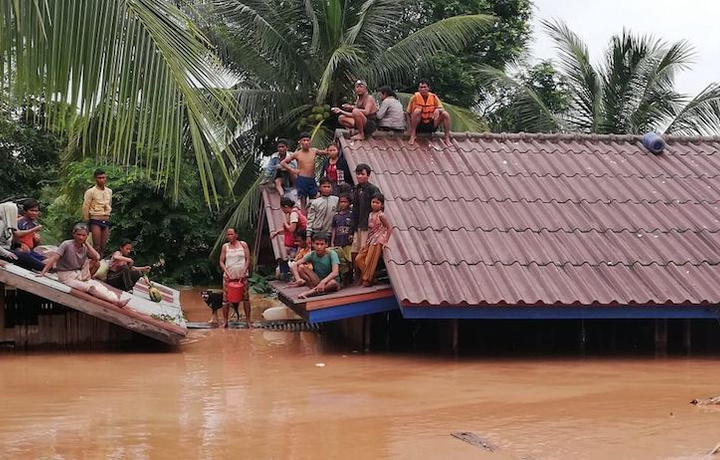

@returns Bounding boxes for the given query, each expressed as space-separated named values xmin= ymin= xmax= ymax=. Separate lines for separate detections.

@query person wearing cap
xmin=332 ymin=80 xmax=378 ymax=141
xmin=376 ymin=86 xmax=406 ymax=132
xmin=407 ymin=79 xmax=451 ymax=144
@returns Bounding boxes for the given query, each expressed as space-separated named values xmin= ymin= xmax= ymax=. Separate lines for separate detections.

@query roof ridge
xmin=335 ymin=128 xmax=720 ymax=144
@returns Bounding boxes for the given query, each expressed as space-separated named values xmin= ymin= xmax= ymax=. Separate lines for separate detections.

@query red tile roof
xmin=339 ymin=131 xmax=720 ymax=307
xmin=261 ymin=187 xmax=289 ymax=261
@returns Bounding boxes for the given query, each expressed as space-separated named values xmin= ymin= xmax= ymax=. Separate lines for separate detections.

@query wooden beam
xmin=0 ymin=269 xmax=184 ymax=345
xmin=306 ymin=288 xmax=394 ymax=311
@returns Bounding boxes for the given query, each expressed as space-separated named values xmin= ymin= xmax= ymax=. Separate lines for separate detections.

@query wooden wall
xmin=1 ymin=282 xmax=139 ymax=350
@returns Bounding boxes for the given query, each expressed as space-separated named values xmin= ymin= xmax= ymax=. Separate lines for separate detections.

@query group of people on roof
xmin=331 ymin=79 xmax=452 ymax=144
xmin=263 ymin=132 xmax=391 ymax=299
xmin=0 ymin=170 xmax=153 ymax=308
xmin=260 ymin=79 xmax=453 ymax=299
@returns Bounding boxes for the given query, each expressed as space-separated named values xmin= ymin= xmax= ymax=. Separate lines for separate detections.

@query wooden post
xmin=655 ymin=319 xmax=668 ymax=356
xmin=363 ymin=315 xmax=371 ymax=352
xmin=683 ymin=319 xmax=692 ymax=354
xmin=0 ymin=282 xmax=5 ymax=343
xmin=252 ymin=198 xmax=266 ymax=271
xmin=451 ymin=319 xmax=459 ymax=354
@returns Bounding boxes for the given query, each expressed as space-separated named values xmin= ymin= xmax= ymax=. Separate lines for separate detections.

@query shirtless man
xmin=280 ymin=132 xmax=328 ymax=212
xmin=332 ymin=80 xmax=378 ymax=141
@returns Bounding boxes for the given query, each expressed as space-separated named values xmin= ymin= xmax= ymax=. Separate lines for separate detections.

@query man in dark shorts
xmin=407 ymin=79 xmax=452 ymax=144
xmin=82 ymin=169 xmax=112 ymax=255
xmin=332 ymin=80 xmax=378 ymax=141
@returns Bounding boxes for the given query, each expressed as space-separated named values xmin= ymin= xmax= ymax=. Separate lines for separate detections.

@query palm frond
xmin=210 ymin=0 xmax=315 ymax=86
xmin=210 ymin=173 xmax=263 ymax=259
xmin=366 ymin=14 xmax=494 ymax=87
xmin=542 ymin=19 xmax=602 ymax=132
xmin=664 ymin=83 xmax=720 ymax=135
xmin=0 ymin=0 xmax=241 ymax=203
xmin=345 ymin=0 xmax=401 ymax=51
xmin=316 ymin=45 xmax=365 ymax=102
xmin=476 ymin=65 xmax=565 ymax=133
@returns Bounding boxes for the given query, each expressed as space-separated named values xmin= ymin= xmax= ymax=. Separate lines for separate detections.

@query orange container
xmin=227 ymin=281 xmax=245 ymax=303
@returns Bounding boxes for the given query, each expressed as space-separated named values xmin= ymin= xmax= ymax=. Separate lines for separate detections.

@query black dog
xmin=201 ymin=289 xmax=240 ymax=322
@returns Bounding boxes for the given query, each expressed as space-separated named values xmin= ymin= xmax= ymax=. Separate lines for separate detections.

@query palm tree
xmin=206 ymin=0 xmax=493 ymax=145
xmin=202 ymin=0 xmax=493 ymax=247
xmin=482 ymin=20 xmax=720 ymax=135
xmin=0 ymin=0 xmax=242 ymax=203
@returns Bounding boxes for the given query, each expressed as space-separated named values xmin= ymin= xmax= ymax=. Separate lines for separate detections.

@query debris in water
xmin=691 ymin=396 xmax=720 ymax=405
xmin=451 ymin=431 xmax=496 ymax=452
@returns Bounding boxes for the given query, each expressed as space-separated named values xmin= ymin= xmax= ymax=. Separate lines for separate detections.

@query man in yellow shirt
xmin=406 ymin=79 xmax=452 ymax=145
xmin=82 ymin=169 xmax=112 ymax=255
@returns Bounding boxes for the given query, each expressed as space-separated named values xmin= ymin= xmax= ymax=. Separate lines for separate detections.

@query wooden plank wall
xmin=1 ymin=282 xmax=136 ymax=350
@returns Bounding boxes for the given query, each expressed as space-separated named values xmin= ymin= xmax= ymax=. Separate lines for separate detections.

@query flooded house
xmin=266 ymin=131 xmax=720 ymax=352
xmin=0 ymin=261 xmax=187 ymax=349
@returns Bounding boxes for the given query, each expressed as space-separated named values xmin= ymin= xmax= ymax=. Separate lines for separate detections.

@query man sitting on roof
xmin=39 ymin=223 xmax=129 ymax=308
xmin=407 ymin=79 xmax=451 ymax=145
xmin=376 ymin=86 xmax=406 ymax=133
xmin=332 ymin=80 xmax=378 ymax=141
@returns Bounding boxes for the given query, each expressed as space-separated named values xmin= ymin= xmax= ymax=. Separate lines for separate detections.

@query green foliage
xmin=205 ymin=0 xmax=491 ymax=145
xmin=248 ymin=272 xmax=274 ymax=294
xmin=402 ymin=0 xmax=533 ymax=107
xmin=489 ymin=20 xmax=720 ymax=135
xmin=486 ymin=61 xmax=572 ymax=133
xmin=0 ymin=0 xmax=241 ymax=203
xmin=41 ymin=160 xmax=222 ymax=285
xmin=0 ymin=108 xmax=63 ymax=201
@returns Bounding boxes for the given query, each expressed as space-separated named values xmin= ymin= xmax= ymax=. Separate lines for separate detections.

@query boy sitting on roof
xmin=331 ymin=80 xmax=378 ymax=141
xmin=262 ymin=138 xmax=297 ymax=197
xmin=407 ymin=79 xmax=451 ymax=145
xmin=298 ymin=233 xmax=341 ymax=299
xmin=280 ymin=132 xmax=328 ymax=212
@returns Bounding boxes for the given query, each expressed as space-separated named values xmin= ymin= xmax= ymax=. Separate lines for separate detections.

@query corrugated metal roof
xmin=261 ymin=187 xmax=289 ymax=261
xmin=339 ymin=131 xmax=720 ymax=307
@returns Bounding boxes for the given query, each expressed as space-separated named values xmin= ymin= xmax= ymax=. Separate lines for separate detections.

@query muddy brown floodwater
xmin=1 ymin=293 xmax=720 ymax=459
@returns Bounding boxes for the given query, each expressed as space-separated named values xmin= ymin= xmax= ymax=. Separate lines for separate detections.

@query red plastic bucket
xmin=227 ymin=281 xmax=245 ymax=303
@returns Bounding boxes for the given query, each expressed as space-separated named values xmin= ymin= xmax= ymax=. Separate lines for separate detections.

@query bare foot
xmin=247 ymin=320 xmax=253 ymax=329
xmin=117 ymin=298 xmax=130 ymax=308
xmin=443 ymin=136 xmax=451 ymax=145
xmin=222 ymin=322 xmax=229 ymax=328
xmin=350 ymin=133 xmax=365 ymax=141
xmin=408 ymin=135 xmax=416 ymax=145
xmin=298 ymin=289 xmax=316 ymax=299
xmin=361 ymin=280 xmax=372 ymax=287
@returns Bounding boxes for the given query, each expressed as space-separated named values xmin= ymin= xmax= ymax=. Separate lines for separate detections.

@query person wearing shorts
xmin=83 ymin=168 xmax=112 ymax=256
xmin=296 ymin=175 xmax=318 ymax=200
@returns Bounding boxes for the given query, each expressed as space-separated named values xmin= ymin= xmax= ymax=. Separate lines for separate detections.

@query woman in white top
xmin=219 ymin=227 xmax=250 ymax=328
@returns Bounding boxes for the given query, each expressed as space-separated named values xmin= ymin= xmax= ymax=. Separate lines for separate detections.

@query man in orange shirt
xmin=406 ymin=79 xmax=451 ymax=145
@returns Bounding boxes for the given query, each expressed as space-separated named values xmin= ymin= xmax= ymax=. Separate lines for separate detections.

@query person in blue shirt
xmin=298 ymin=234 xmax=341 ymax=299
xmin=262 ymin=139 xmax=297 ymax=196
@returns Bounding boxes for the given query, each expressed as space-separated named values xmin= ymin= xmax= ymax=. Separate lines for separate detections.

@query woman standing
xmin=219 ymin=228 xmax=251 ymax=328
